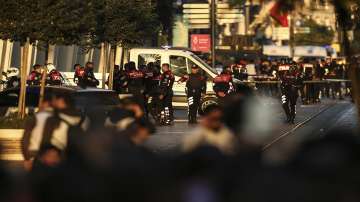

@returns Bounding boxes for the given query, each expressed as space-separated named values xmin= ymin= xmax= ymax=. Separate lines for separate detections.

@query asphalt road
xmin=145 ymin=98 xmax=358 ymax=154
xmin=0 ymin=98 xmax=358 ymax=171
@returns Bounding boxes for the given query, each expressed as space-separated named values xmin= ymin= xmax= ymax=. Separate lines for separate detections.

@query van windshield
xmin=191 ymin=54 xmax=218 ymax=75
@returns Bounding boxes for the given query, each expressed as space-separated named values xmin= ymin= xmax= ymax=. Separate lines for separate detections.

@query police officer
xmin=27 ymin=64 xmax=42 ymax=86
xmin=73 ymin=64 xmax=85 ymax=86
xmin=106 ymin=65 xmax=128 ymax=93
xmin=46 ymin=64 xmax=64 ymax=86
xmin=232 ymin=64 xmax=248 ymax=81
xmin=126 ymin=62 xmax=145 ymax=108
xmin=83 ymin=62 xmax=99 ymax=88
xmin=213 ymin=66 xmax=235 ymax=99
xmin=179 ymin=65 xmax=207 ymax=124
xmin=159 ymin=63 xmax=175 ymax=125
xmin=278 ymin=64 xmax=300 ymax=124
xmin=143 ymin=63 xmax=161 ymax=121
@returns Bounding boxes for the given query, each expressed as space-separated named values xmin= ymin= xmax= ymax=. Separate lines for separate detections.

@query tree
xmin=0 ymin=0 xmax=41 ymax=118
xmin=294 ymin=19 xmax=335 ymax=46
xmin=155 ymin=0 xmax=175 ymax=45
xmin=90 ymin=0 xmax=159 ymax=89
xmin=35 ymin=0 xmax=96 ymax=62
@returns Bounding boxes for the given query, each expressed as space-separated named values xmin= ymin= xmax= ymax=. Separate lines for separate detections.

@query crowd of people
xmin=231 ymin=58 xmax=350 ymax=104
xmin=0 ymin=88 xmax=357 ymax=202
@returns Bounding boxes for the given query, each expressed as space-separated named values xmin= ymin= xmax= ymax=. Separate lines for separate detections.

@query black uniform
xmin=279 ymin=67 xmax=300 ymax=124
xmin=159 ymin=70 xmax=175 ymax=125
xmin=213 ymin=72 xmax=234 ymax=99
xmin=107 ymin=68 xmax=128 ymax=93
xmin=143 ymin=66 xmax=161 ymax=121
xmin=83 ymin=67 xmax=99 ymax=88
xmin=180 ymin=72 xmax=207 ymax=123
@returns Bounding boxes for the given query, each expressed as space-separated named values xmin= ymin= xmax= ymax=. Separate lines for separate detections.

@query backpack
xmin=49 ymin=70 xmax=62 ymax=81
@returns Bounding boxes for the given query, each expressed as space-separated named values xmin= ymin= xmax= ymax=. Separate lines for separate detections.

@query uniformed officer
xmin=213 ymin=66 xmax=235 ymax=99
xmin=232 ymin=64 xmax=248 ymax=81
xmin=27 ymin=64 xmax=42 ymax=86
xmin=143 ymin=62 xmax=161 ymax=120
xmin=73 ymin=64 xmax=85 ymax=86
xmin=178 ymin=65 xmax=207 ymax=124
xmin=106 ymin=65 xmax=128 ymax=93
xmin=83 ymin=62 xmax=99 ymax=88
xmin=159 ymin=63 xmax=175 ymax=125
xmin=125 ymin=62 xmax=145 ymax=110
xmin=278 ymin=64 xmax=300 ymax=124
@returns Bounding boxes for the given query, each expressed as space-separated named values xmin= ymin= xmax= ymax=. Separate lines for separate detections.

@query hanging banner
xmin=191 ymin=34 xmax=211 ymax=52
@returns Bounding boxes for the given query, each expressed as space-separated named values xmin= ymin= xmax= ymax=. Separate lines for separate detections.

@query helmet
xmin=6 ymin=67 xmax=19 ymax=77
xmin=46 ymin=64 xmax=56 ymax=73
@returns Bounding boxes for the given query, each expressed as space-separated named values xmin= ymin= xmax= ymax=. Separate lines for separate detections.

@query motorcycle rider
xmin=1 ymin=67 xmax=20 ymax=89
xmin=73 ymin=64 xmax=85 ymax=86
xmin=178 ymin=65 xmax=207 ymax=124
xmin=159 ymin=63 xmax=175 ymax=125
xmin=278 ymin=64 xmax=300 ymax=124
xmin=46 ymin=64 xmax=64 ymax=86
xmin=82 ymin=62 xmax=99 ymax=88
xmin=213 ymin=66 xmax=235 ymax=99
xmin=27 ymin=64 xmax=42 ymax=86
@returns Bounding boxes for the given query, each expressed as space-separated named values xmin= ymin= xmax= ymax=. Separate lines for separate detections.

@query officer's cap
xmin=191 ymin=65 xmax=199 ymax=69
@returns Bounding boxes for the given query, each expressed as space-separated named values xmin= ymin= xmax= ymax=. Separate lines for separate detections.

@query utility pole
xmin=211 ymin=0 xmax=216 ymax=69
xmin=245 ymin=0 xmax=251 ymax=47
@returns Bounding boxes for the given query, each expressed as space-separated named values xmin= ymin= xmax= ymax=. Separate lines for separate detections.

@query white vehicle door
xmin=169 ymin=55 xmax=190 ymax=97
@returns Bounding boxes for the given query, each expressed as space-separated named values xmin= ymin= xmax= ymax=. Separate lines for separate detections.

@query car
xmin=0 ymin=86 xmax=121 ymax=123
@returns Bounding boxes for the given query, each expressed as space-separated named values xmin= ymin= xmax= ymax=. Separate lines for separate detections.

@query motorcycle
xmin=1 ymin=68 xmax=20 ymax=90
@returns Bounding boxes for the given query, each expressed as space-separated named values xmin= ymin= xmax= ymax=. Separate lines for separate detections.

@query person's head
xmin=202 ymin=104 xmax=223 ymax=131
xmin=51 ymin=91 xmax=74 ymax=110
xmin=124 ymin=63 xmax=130 ymax=71
xmin=129 ymin=118 xmax=155 ymax=145
xmin=74 ymin=64 xmax=81 ymax=70
xmin=147 ymin=62 xmax=155 ymax=71
xmin=222 ymin=66 xmax=231 ymax=74
xmin=85 ymin=62 xmax=94 ymax=69
xmin=191 ymin=65 xmax=200 ymax=74
xmin=128 ymin=62 xmax=136 ymax=71
xmin=139 ymin=64 xmax=146 ymax=71
xmin=120 ymin=97 xmax=144 ymax=119
xmin=114 ymin=65 xmax=120 ymax=71
xmin=39 ymin=92 xmax=53 ymax=110
xmin=33 ymin=64 xmax=41 ymax=72
xmin=154 ymin=65 xmax=161 ymax=74
xmin=162 ymin=63 xmax=170 ymax=72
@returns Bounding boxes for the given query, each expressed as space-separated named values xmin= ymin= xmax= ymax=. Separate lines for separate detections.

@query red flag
xmin=270 ymin=2 xmax=289 ymax=27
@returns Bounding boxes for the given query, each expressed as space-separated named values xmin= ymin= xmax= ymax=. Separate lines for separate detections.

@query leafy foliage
xmin=91 ymin=0 xmax=159 ymax=48
xmin=155 ymin=0 xmax=175 ymax=35
xmin=0 ymin=0 xmax=159 ymax=48
xmin=0 ymin=0 xmax=41 ymax=44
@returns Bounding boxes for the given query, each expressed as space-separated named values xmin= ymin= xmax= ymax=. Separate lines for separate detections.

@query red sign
xmin=191 ymin=34 xmax=211 ymax=52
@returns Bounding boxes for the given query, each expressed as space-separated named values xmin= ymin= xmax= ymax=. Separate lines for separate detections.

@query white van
xmin=128 ymin=48 xmax=219 ymax=109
